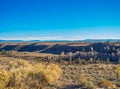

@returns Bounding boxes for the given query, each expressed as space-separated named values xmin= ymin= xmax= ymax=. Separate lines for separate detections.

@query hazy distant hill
xmin=83 ymin=39 xmax=120 ymax=42
xmin=0 ymin=40 xmax=24 ymax=42
xmin=0 ymin=40 xmax=6 ymax=42
xmin=0 ymin=39 xmax=120 ymax=42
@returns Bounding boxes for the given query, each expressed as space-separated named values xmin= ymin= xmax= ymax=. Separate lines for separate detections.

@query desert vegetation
xmin=0 ymin=42 xmax=120 ymax=89
xmin=0 ymin=56 xmax=120 ymax=89
xmin=0 ymin=58 xmax=62 ymax=89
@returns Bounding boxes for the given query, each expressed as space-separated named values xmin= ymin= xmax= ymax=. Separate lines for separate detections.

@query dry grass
xmin=0 ymin=71 xmax=10 ymax=89
xmin=10 ymin=51 xmax=58 ymax=57
xmin=0 ymin=57 xmax=62 ymax=89
xmin=97 ymin=79 xmax=116 ymax=88
xmin=0 ymin=56 xmax=120 ymax=89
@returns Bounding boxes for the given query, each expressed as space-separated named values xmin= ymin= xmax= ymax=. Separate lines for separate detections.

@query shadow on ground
xmin=62 ymin=85 xmax=84 ymax=89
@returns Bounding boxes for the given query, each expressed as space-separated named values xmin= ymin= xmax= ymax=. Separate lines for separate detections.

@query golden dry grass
xmin=0 ymin=56 xmax=120 ymax=89
xmin=0 ymin=57 xmax=62 ymax=89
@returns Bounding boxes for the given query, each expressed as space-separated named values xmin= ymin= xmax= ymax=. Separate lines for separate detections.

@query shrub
xmin=78 ymin=74 xmax=96 ymax=89
xmin=34 ymin=63 xmax=45 ymax=70
xmin=0 ymin=70 xmax=9 ymax=89
xmin=28 ymin=63 xmax=62 ymax=89
xmin=35 ymin=58 xmax=42 ymax=62
xmin=45 ymin=63 xmax=62 ymax=83
xmin=45 ymin=63 xmax=62 ymax=76
xmin=7 ymin=59 xmax=32 ymax=69
xmin=81 ymin=59 xmax=87 ymax=65
xmin=0 ymin=50 xmax=7 ymax=55
xmin=28 ymin=70 xmax=48 ymax=89
xmin=97 ymin=79 xmax=116 ymax=88
xmin=86 ymin=81 xmax=96 ymax=89
xmin=7 ymin=66 xmax=33 ymax=89
xmin=106 ymin=58 xmax=110 ymax=64
xmin=1 ymin=59 xmax=62 ymax=89
xmin=7 ymin=60 xmax=34 ymax=88
xmin=8 ymin=70 xmax=23 ymax=88
xmin=78 ymin=74 xmax=87 ymax=86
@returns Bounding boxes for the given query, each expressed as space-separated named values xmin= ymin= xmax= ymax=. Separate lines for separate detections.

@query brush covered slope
xmin=0 ymin=56 xmax=120 ymax=89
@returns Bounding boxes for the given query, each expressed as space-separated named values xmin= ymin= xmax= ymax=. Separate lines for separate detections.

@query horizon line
xmin=0 ymin=37 xmax=120 ymax=41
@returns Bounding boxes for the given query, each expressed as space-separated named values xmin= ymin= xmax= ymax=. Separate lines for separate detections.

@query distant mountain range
xmin=0 ymin=39 xmax=120 ymax=42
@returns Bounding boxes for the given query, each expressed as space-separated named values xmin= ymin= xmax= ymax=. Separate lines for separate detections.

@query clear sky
xmin=0 ymin=0 xmax=120 ymax=40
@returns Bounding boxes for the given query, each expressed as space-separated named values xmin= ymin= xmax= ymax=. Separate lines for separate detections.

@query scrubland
xmin=0 ymin=42 xmax=120 ymax=89
xmin=0 ymin=55 xmax=120 ymax=89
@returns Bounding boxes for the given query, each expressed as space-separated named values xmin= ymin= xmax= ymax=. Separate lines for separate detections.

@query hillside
xmin=0 ymin=42 xmax=120 ymax=63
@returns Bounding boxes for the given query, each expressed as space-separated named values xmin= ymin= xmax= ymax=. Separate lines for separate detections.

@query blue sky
xmin=0 ymin=0 xmax=120 ymax=40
